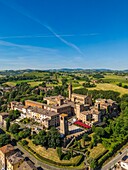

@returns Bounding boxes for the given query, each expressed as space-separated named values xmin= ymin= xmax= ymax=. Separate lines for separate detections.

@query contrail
xmin=0 ymin=0 xmax=85 ymax=56
xmin=43 ymin=25 xmax=85 ymax=56
xmin=0 ymin=33 xmax=98 ymax=39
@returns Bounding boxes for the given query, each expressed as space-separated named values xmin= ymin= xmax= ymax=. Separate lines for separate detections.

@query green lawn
xmin=26 ymin=139 xmax=84 ymax=167
xmin=89 ymin=143 xmax=107 ymax=159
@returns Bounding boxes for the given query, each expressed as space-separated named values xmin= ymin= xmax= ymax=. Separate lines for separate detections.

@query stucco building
xmin=6 ymin=151 xmax=24 ymax=170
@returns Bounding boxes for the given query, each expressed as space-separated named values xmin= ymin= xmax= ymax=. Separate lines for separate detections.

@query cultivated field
xmin=3 ymin=72 xmax=128 ymax=96
xmin=103 ymin=74 xmax=128 ymax=84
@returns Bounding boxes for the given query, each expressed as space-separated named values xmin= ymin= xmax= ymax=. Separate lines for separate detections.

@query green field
xmin=4 ymin=81 xmax=17 ymax=86
xmin=3 ymin=72 xmax=128 ymax=96
xmin=103 ymin=74 xmax=128 ymax=84
xmin=4 ymin=80 xmax=35 ymax=86
xmin=29 ymin=81 xmax=43 ymax=87
xmin=87 ymin=83 xmax=128 ymax=96
xmin=4 ymin=80 xmax=128 ymax=97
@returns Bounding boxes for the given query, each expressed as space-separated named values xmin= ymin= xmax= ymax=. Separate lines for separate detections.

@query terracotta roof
xmin=0 ymin=144 xmax=14 ymax=154
xmin=44 ymin=95 xmax=64 ymax=101
xmin=25 ymin=100 xmax=44 ymax=106
xmin=28 ymin=106 xmax=59 ymax=117
xmin=12 ymin=101 xmax=59 ymax=117
xmin=54 ymin=103 xmax=71 ymax=109
xmin=80 ymin=111 xmax=91 ymax=115
xmin=72 ymin=93 xmax=88 ymax=98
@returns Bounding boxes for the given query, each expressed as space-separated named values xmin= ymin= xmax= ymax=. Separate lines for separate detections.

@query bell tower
xmin=59 ymin=114 xmax=68 ymax=136
xmin=68 ymin=83 xmax=72 ymax=100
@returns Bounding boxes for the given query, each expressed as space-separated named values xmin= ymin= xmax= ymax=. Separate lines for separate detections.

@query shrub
xmin=22 ymin=140 xmax=28 ymax=146
xmin=63 ymin=151 xmax=71 ymax=160
xmin=56 ymin=147 xmax=63 ymax=160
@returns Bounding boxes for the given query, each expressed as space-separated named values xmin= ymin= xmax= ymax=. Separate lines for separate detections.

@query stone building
xmin=95 ymin=98 xmax=118 ymax=116
xmin=24 ymin=99 xmax=72 ymax=117
xmin=26 ymin=106 xmax=60 ymax=128
xmin=44 ymin=95 xmax=64 ymax=106
xmin=10 ymin=84 xmax=118 ymax=129
xmin=68 ymin=83 xmax=92 ymax=105
xmin=25 ymin=100 xmax=44 ymax=109
xmin=10 ymin=101 xmax=60 ymax=128
xmin=0 ymin=144 xmax=14 ymax=169
xmin=71 ymin=93 xmax=92 ymax=105
xmin=75 ymin=97 xmax=118 ymax=126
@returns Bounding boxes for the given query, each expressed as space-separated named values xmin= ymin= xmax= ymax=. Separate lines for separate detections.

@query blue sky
xmin=0 ymin=0 xmax=128 ymax=70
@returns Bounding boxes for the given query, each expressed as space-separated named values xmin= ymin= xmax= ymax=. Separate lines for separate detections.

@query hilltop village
xmin=0 ymin=70 xmax=128 ymax=170
xmin=9 ymin=83 xmax=118 ymax=135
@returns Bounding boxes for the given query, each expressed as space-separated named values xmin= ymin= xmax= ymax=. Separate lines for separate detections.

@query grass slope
xmin=87 ymin=83 xmax=128 ymax=96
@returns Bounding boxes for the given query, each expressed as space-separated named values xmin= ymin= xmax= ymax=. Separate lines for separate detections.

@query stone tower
xmin=59 ymin=114 xmax=68 ymax=136
xmin=76 ymin=103 xmax=84 ymax=119
xmin=68 ymin=83 xmax=72 ymax=100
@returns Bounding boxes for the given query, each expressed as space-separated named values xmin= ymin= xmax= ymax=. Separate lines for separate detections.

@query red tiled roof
xmin=74 ymin=120 xmax=91 ymax=129
xmin=0 ymin=144 xmax=14 ymax=154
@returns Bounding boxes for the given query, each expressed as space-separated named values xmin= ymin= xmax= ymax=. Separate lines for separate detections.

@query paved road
xmin=16 ymin=143 xmax=44 ymax=169
xmin=101 ymin=147 xmax=128 ymax=170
